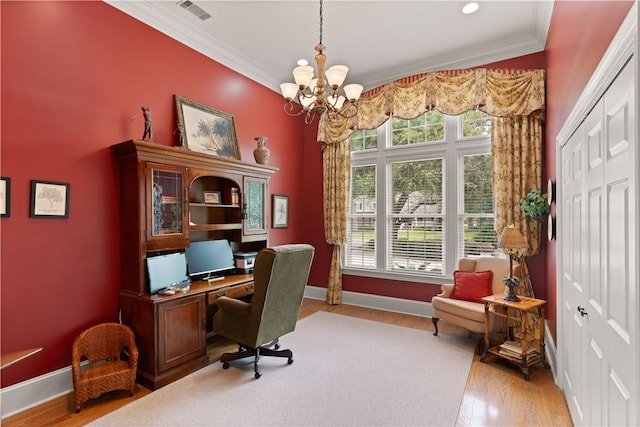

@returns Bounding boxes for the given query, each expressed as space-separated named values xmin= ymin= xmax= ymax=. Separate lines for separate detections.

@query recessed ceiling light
xmin=462 ymin=2 xmax=479 ymax=14
xmin=297 ymin=59 xmax=309 ymax=66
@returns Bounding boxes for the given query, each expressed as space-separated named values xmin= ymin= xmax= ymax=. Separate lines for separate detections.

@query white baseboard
xmin=0 ymin=287 xmax=481 ymax=419
xmin=304 ymin=285 xmax=433 ymax=318
xmin=544 ymin=322 xmax=558 ymax=384
xmin=1 ymin=364 xmax=73 ymax=419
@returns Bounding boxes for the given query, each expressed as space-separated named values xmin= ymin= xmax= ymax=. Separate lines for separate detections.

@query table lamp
xmin=497 ymin=225 xmax=528 ymax=301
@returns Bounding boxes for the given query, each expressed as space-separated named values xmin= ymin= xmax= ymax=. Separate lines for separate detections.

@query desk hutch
xmin=111 ymin=139 xmax=277 ymax=389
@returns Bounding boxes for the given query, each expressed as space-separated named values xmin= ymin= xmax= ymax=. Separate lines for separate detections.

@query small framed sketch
xmin=272 ymin=194 xmax=289 ymax=228
xmin=30 ymin=180 xmax=70 ymax=218
xmin=1 ymin=177 xmax=10 ymax=217
xmin=203 ymin=191 xmax=221 ymax=205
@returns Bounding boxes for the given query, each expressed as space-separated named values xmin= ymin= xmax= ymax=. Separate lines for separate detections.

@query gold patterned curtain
xmin=317 ymin=111 xmax=355 ymax=305
xmin=318 ymin=68 xmax=545 ymax=307
xmin=492 ymin=115 xmax=544 ymax=340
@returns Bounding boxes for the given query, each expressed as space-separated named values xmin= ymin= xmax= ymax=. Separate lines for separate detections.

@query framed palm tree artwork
xmin=174 ymin=94 xmax=241 ymax=160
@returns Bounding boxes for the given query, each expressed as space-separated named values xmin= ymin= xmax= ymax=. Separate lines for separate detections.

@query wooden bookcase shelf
xmin=111 ymin=139 xmax=277 ymax=389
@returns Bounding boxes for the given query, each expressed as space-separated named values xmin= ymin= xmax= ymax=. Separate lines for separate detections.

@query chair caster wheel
xmin=255 ymin=371 xmax=262 ymax=379
xmin=287 ymin=358 xmax=293 ymax=365
xmin=222 ymin=362 xmax=230 ymax=369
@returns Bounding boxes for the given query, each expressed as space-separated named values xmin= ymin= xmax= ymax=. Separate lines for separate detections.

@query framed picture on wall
xmin=1 ymin=177 xmax=10 ymax=217
xmin=272 ymin=194 xmax=289 ymax=228
xmin=30 ymin=180 xmax=70 ymax=219
xmin=174 ymin=94 xmax=241 ymax=160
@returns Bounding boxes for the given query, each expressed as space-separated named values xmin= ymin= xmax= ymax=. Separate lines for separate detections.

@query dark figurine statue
xmin=142 ymin=106 xmax=153 ymax=141
xmin=176 ymin=122 xmax=185 ymax=146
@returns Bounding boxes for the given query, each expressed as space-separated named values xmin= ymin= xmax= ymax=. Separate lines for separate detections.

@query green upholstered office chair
xmin=213 ymin=244 xmax=314 ymax=379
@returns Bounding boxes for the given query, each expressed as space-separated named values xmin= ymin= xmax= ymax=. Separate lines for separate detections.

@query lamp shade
xmin=292 ymin=65 xmax=314 ymax=88
xmin=343 ymin=83 xmax=364 ymax=102
xmin=497 ymin=226 xmax=528 ymax=249
xmin=300 ymin=95 xmax=317 ymax=110
xmin=325 ymin=65 xmax=349 ymax=88
xmin=280 ymin=83 xmax=299 ymax=101
xmin=328 ymin=95 xmax=346 ymax=110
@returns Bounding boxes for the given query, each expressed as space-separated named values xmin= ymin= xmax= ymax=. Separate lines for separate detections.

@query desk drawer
xmin=207 ymin=282 xmax=254 ymax=304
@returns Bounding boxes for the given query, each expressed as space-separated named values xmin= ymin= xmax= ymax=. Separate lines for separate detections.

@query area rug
xmin=89 ymin=311 xmax=474 ymax=426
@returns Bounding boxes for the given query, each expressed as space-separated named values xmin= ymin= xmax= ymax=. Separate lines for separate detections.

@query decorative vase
xmin=253 ymin=136 xmax=270 ymax=165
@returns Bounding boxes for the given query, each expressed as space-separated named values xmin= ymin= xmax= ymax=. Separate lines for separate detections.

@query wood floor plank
xmin=2 ymin=298 xmax=573 ymax=426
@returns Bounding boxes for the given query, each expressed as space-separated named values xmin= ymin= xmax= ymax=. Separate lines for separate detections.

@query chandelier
xmin=280 ymin=0 xmax=363 ymax=124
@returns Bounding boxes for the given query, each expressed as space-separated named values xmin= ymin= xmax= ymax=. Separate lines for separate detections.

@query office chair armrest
xmin=437 ymin=283 xmax=454 ymax=298
xmin=217 ymin=296 xmax=251 ymax=314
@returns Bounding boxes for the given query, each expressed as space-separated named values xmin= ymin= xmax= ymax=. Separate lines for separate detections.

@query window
xmin=346 ymin=111 xmax=495 ymax=282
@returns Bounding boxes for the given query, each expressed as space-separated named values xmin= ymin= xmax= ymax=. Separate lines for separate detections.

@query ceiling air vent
xmin=177 ymin=1 xmax=212 ymax=21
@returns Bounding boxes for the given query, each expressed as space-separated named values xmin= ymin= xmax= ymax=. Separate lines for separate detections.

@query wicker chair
xmin=71 ymin=322 xmax=138 ymax=412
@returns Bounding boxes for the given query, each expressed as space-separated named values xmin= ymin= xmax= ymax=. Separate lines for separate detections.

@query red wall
xmin=0 ymin=1 xmax=305 ymax=387
xmin=543 ymin=0 xmax=633 ymax=340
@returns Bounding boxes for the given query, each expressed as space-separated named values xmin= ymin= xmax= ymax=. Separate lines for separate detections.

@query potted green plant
xmin=519 ymin=188 xmax=550 ymax=221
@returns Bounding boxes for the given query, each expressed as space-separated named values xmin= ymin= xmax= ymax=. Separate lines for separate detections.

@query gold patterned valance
xmin=318 ymin=68 xmax=545 ymax=145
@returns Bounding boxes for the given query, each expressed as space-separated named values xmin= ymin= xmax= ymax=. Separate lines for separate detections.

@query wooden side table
xmin=480 ymin=294 xmax=548 ymax=380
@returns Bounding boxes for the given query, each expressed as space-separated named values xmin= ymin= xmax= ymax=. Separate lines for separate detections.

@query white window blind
xmin=347 ymin=164 xmax=377 ymax=269
xmin=458 ymin=153 xmax=496 ymax=258
xmin=387 ymin=159 xmax=444 ymax=274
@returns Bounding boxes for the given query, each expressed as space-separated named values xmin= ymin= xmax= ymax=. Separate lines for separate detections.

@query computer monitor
xmin=146 ymin=252 xmax=190 ymax=294
xmin=185 ymin=239 xmax=235 ymax=280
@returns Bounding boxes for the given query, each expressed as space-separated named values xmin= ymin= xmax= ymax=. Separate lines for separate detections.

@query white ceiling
xmin=106 ymin=0 xmax=554 ymax=93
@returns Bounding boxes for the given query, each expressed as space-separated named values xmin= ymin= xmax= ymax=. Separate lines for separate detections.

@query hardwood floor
xmin=3 ymin=298 xmax=573 ymax=426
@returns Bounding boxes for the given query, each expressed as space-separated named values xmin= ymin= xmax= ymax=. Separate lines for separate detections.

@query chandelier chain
xmin=319 ymin=0 xmax=323 ymax=45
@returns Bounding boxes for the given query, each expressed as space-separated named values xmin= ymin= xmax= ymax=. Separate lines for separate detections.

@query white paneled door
xmin=560 ymin=57 xmax=637 ymax=426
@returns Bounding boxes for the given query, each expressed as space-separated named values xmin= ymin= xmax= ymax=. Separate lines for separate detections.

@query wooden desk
xmin=1 ymin=347 xmax=42 ymax=370
xmin=147 ymin=274 xmax=254 ymax=303
xmin=119 ymin=273 xmax=254 ymax=390
xmin=480 ymin=294 xmax=548 ymax=380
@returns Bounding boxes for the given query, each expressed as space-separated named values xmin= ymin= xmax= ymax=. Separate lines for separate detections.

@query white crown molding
xmin=104 ymin=1 xmax=276 ymax=89
xmin=105 ymin=0 xmax=553 ymax=94
xmin=361 ymin=36 xmax=547 ymax=91
xmin=361 ymin=0 xmax=553 ymax=89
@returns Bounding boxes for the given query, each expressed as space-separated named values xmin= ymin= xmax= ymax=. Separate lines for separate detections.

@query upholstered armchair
xmin=431 ymin=257 xmax=520 ymax=353
xmin=213 ymin=244 xmax=315 ymax=379
xmin=71 ymin=322 xmax=138 ymax=412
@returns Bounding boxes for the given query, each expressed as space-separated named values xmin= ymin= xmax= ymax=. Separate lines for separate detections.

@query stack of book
xmin=498 ymin=340 xmax=538 ymax=359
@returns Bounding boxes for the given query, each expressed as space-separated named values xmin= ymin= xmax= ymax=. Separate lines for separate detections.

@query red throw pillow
xmin=451 ymin=270 xmax=494 ymax=303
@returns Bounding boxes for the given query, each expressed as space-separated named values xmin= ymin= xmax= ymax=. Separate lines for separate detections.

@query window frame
xmin=343 ymin=113 xmax=493 ymax=284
